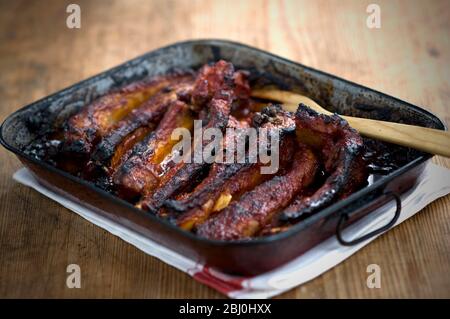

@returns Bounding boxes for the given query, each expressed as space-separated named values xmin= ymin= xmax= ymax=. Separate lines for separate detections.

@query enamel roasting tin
xmin=1 ymin=40 xmax=445 ymax=275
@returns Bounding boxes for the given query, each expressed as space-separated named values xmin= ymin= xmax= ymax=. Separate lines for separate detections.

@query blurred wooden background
xmin=0 ymin=0 xmax=449 ymax=298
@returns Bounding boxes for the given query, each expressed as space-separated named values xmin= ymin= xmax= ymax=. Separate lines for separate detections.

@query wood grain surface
xmin=0 ymin=0 xmax=449 ymax=298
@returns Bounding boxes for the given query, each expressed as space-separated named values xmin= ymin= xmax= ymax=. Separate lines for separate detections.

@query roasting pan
xmin=0 ymin=40 xmax=445 ymax=275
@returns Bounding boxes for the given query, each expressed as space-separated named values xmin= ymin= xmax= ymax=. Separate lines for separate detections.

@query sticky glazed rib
xmin=196 ymin=145 xmax=319 ymax=240
xmin=138 ymin=61 xmax=251 ymax=212
xmin=280 ymin=105 xmax=368 ymax=221
xmin=62 ymin=73 xmax=191 ymax=158
xmin=90 ymin=78 xmax=194 ymax=176
xmin=190 ymin=60 xmax=248 ymax=110
xmin=175 ymin=135 xmax=297 ymax=231
xmin=169 ymin=106 xmax=296 ymax=231
xmin=163 ymin=116 xmax=252 ymax=213
xmin=44 ymin=60 xmax=371 ymax=241
xmin=112 ymin=100 xmax=194 ymax=200
xmin=137 ymin=98 xmax=230 ymax=211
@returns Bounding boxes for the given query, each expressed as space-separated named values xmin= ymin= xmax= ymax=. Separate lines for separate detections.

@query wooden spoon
xmin=251 ymin=88 xmax=450 ymax=158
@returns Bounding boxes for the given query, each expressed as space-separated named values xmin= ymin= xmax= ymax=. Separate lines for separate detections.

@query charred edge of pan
xmin=60 ymin=137 xmax=90 ymax=156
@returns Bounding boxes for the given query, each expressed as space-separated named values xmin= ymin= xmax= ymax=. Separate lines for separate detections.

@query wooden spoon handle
xmin=342 ymin=116 xmax=450 ymax=157
xmin=251 ymin=89 xmax=450 ymax=157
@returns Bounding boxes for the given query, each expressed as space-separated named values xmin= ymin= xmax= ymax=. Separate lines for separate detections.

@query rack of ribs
xmin=50 ymin=60 xmax=369 ymax=241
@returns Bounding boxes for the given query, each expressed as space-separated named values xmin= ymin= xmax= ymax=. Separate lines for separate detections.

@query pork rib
xmin=197 ymin=145 xmax=318 ymax=240
xmin=62 ymin=73 xmax=191 ymax=158
xmin=280 ymin=105 xmax=367 ymax=220
xmin=138 ymin=61 xmax=250 ymax=211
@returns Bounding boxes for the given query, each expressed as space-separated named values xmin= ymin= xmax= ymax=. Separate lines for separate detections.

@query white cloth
xmin=13 ymin=163 xmax=450 ymax=298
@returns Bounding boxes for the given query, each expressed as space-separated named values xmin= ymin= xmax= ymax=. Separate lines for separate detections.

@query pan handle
xmin=336 ymin=191 xmax=402 ymax=246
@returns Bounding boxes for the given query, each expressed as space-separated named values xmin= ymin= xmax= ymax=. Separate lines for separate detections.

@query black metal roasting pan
xmin=0 ymin=40 xmax=445 ymax=275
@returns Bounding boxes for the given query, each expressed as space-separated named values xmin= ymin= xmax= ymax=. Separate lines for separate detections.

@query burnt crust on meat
xmin=279 ymin=104 xmax=367 ymax=221
xmin=138 ymin=60 xmax=250 ymax=212
xmin=42 ymin=60 xmax=370 ymax=241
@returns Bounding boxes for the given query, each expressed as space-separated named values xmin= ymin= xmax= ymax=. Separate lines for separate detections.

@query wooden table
xmin=0 ymin=0 xmax=449 ymax=298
